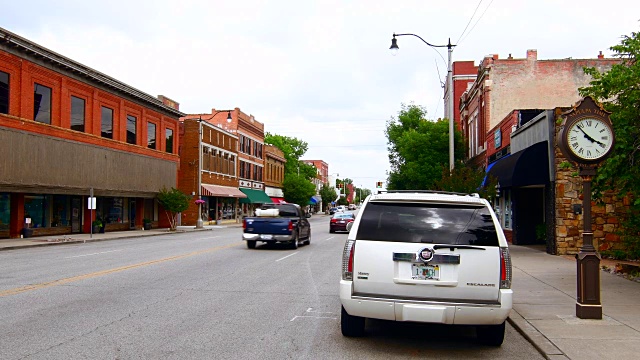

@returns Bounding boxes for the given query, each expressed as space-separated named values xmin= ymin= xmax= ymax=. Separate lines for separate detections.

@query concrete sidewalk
xmin=1 ymin=230 xmax=638 ymax=359
xmin=509 ymin=245 xmax=640 ymax=359
xmin=0 ymin=224 xmax=240 ymax=251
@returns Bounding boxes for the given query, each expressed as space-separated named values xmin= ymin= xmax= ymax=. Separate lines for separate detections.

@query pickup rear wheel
xmin=303 ymin=231 xmax=311 ymax=245
xmin=289 ymin=233 xmax=299 ymax=250
xmin=246 ymin=240 xmax=256 ymax=249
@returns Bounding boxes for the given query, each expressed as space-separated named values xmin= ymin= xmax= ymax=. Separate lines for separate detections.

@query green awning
xmin=239 ymin=188 xmax=273 ymax=204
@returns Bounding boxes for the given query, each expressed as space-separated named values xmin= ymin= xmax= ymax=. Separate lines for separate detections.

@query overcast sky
xmin=4 ymin=0 xmax=639 ymax=191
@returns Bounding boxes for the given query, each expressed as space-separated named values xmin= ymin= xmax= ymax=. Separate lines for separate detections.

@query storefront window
xmin=0 ymin=193 xmax=9 ymax=230
xmin=503 ymin=190 xmax=512 ymax=229
xmin=25 ymin=195 xmax=49 ymax=228
xmin=52 ymin=195 xmax=70 ymax=227
xmin=103 ymin=197 xmax=125 ymax=224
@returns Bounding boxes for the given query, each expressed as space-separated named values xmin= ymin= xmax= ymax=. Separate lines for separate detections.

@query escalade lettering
xmin=467 ymin=283 xmax=496 ymax=287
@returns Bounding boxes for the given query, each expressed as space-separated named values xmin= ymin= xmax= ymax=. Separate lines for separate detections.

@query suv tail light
xmin=500 ymin=247 xmax=512 ymax=289
xmin=342 ymin=240 xmax=356 ymax=281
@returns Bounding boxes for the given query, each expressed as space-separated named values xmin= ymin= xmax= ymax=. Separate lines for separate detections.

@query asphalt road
xmin=0 ymin=215 xmax=543 ymax=359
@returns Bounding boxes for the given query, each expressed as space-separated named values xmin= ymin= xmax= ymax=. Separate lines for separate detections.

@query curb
xmin=0 ymin=228 xmax=214 ymax=252
xmin=507 ymin=310 xmax=567 ymax=359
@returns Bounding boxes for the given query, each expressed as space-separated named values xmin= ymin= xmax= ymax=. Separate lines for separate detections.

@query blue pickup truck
xmin=242 ymin=203 xmax=311 ymax=249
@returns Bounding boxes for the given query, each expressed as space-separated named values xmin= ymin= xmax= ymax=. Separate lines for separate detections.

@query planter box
xmin=143 ymin=223 xmax=152 ymax=230
xmin=22 ymin=228 xmax=34 ymax=238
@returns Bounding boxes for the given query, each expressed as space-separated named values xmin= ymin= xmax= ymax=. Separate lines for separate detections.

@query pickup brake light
xmin=288 ymin=220 xmax=293 ymax=232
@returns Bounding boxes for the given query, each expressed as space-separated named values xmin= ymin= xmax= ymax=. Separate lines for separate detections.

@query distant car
xmin=348 ymin=204 xmax=357 ymax=210
xmin=330 ymin=212 xmax=355 ymax=233
xmin=336 ymin=205 xmax=347 ymax=212
xmin=329 ymin=207 xmax=338 ymax=215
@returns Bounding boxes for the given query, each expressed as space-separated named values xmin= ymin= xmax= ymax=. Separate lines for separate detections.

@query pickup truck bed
xmin=242 ymin=203 xmax=311 ymax=249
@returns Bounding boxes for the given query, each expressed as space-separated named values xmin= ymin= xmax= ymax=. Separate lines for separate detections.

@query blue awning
xmin=309 ymin=196 xmax=318 ymax=204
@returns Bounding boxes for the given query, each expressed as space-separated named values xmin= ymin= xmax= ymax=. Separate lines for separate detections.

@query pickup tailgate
xmin=244 ymin=217 xmax=292 ymax=235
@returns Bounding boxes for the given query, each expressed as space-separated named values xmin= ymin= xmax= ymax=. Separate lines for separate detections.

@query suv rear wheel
xmin=476 ymin=321 xmax=505 ymax=346
xmin=341 ymin=306 xmax=365 ymax=337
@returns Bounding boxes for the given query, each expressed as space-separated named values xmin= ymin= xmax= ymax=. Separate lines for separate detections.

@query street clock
xmin=558 ymin=96 xmax=615 ymax=166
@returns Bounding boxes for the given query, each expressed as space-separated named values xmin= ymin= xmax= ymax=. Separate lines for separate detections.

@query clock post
xmin=558 ymin=96 xmax=615 ymax=320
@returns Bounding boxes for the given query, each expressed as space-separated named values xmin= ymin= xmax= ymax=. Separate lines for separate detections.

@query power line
xmin=456 ymin=0 xmax=484 ymax=45
xmin=458 ymin=0 xmax=494 ymax=45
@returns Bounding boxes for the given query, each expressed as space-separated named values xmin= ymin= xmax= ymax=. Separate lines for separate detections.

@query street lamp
xmin=390 ymin=33 xmax=456 ymax=171
xmin=185 ymin=111 xmax=232 ymax=228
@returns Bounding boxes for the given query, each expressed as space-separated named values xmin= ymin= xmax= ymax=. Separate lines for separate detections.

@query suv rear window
xmin=355 ymin=202 xmax=499 ymax=246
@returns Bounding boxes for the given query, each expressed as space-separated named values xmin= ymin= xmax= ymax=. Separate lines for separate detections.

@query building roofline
xmin=0 ymin=27 xmax=185 ymax=118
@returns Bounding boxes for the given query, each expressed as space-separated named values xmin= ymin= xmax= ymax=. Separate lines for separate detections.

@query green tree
xmin=319 ymin=183 xmax=338 ymax=211
xmin=580 ymin=30 xmax=640 ymax=257
xmin=282 ymin=174 xmax=317 ymax=207
xmin=265 ymin=133 xmax=317 ymax=180
xmin=433 ymin=164 xmax=497 ymax=199
xmin=156 ymin=187 xmax=191 ymax=231
xmin=385 ymin=104 xmax=465 ymax=190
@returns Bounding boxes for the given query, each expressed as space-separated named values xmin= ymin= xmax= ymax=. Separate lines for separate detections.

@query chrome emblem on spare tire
xmin=418 ymin=248 xmax=434 ymax=262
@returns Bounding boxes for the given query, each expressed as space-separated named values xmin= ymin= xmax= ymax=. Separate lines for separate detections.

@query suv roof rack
xmin=377 ymin=190 xmax=480 ymax=198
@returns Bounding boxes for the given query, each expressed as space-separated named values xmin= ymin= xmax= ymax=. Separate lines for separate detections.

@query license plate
xmin=260 ymin=234 xmax=273 ymax=240
xmin=411 ymin=264 xmax=440 ymax=280
xmin=338 ymin=221 xmax=345 ymax=224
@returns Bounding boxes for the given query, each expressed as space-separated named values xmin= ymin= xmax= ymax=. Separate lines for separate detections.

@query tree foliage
xmin=385 ymin=103 xmax=465 ymax=190
xmin=282 ymin=174 xmax=317 ymax=207
xmin=264 ymin=133 xmax=317 ymax=180
xmin=579 ymin=30 xmax=640 ymax=257
xmin=157 ymin=187 xmax=191 ymax=231
xmin=433 ymin=165 xmax=497 ymax=199
xmin=319 ymin=183 xmax=338 ymax=210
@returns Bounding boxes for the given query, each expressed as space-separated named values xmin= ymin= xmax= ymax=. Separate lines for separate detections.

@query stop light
xmin=376 ymin=181 xmax=383 ymax=188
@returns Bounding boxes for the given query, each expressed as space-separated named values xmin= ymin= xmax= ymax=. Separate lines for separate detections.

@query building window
xmin=0 ymin=71 xmax=9 ymax=114
xmin=70 ymin=96 xmax=85 ymax=132
xmin=0 ymin=193 xmax=9 ymax=231
xmin=34 ymin=83 xmax=52 ymax=124
xmin=126 ymin=115 xmax=137 ymax=145
xmin=101 ymin=106 xmax=113 ymax=139
xmin=147 ymin=122 xmax=156 ymax=149
xmin=24 ymin=195 xmax=49 ymax=228
xmin=166 ymin=128 xmax=174 ymax=153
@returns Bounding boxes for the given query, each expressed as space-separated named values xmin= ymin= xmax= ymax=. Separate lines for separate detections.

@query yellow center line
xmin=0 ymin=242 xmax=241 ymax=297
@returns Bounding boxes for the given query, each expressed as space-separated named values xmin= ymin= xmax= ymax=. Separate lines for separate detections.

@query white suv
xmin=340 ymin=190 xmax=512 ymax=346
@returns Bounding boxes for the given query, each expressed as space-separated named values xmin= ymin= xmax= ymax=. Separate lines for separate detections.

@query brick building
xmin=177 ymin=116 xmax=245 ymax=225
xmin=206 ymin=108 xmax=271 ymax=216
xmin=264 ymin=145 xmax=286 ymax=203
xmin=0 ymin=27 xmax=182 ymax=238
xmin=459 ymin=49 xmax=619 ymax=251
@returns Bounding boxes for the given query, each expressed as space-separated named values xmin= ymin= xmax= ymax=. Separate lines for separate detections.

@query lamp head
xmin=226 ymin=111 xmax=232 ymax=123
xmin=389 ymin=35 xmax=399 ymax=56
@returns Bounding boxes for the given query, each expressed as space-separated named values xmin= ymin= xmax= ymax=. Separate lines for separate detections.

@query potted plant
xmin=92 ymin=219 xmax=103 ymax=233
xmin=143 ymin=218 xmax=152 ymax=230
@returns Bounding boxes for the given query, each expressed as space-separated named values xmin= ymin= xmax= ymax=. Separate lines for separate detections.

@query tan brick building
xmin=264 ymin=145 xmax=286 ymax=203
xmin=0 ymin=27 xmax=182 ymax=238
xmin=177 ymin=116 xmax=245 ymax=225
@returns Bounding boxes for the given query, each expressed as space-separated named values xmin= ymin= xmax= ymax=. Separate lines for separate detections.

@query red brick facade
xmin=0 ymin=27 xmax=182 ymax=237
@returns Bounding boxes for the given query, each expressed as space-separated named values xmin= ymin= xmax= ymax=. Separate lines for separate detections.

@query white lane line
xmin=66 ymin=249 xmax=123 ymax=258
xmin=275 ymin=252 xmax=299 ymax=262
xmin=324 ymin=236 xmax=335 ymax=242
xmin=200 ymin=236 xmax=221 ymax=240
xmin=290 ymin=315 xmax=338 ymax=321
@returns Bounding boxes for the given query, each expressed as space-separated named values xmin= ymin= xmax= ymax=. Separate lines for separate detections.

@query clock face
xmin=566 ymin=118 xmax=613 ymax=160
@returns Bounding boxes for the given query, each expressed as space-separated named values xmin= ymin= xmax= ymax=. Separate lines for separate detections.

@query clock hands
xmin=575 ymin=125 xmax=605 ymax=146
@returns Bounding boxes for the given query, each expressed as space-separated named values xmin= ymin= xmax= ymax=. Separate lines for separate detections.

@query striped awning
xmin=201 ymin=184 xmax=247 ymax=198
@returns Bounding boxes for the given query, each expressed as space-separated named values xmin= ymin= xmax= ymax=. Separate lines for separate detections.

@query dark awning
xmin=487 ymin=141 xmax=549 ymax=188
xmin=239 ymin=188 xmax=273 ymax=204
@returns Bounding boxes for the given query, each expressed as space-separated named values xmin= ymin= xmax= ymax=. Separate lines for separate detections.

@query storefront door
xmin=71 ymin=197 xmax=82 ymax=233
xmin=129 ymin=200 xmax=136 ymax=229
